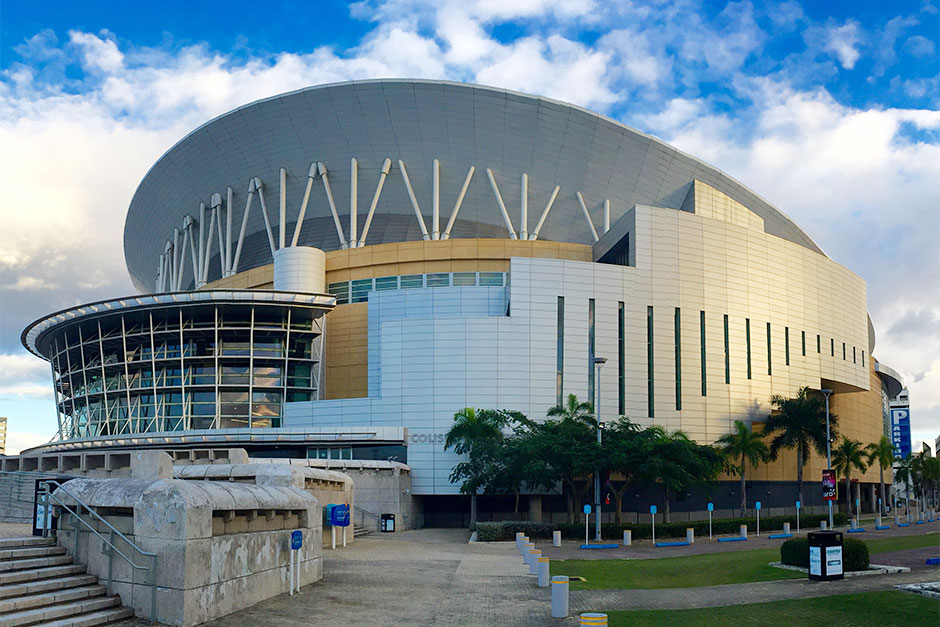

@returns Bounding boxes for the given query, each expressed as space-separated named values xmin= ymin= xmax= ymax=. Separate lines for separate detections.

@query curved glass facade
xmin=31 ymin=294 xmax=331 ymax=440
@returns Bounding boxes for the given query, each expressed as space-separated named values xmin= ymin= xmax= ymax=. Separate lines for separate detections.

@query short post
xmin=686 ymin=528 xmax=694 ymax=544
xmin=523 ymin=542 xmax=535 ymax=566
xmin=553 ymin=530 xmax=561 ymax=547
xmin=516 ymin=532 xmax=524 ymax=550
xmin=650 ymin=505 xmax=657 ymax=545
xmin=756 ymin=501 xmax=761 ymax=536
xmin=851 ymin=517 xmax=858 ymax=530
xmin=551 ymin=576 xmax=569 ymax=618
xmin=783 ymin=522 xmax=791 ymax=535
xmin=331 ymin=526 xmax=336 ymax=550
xmin=579 ymin=613 xmax=608 ymax=625
xmin=538 ymin=556 xmax=550 ymax=587
xmin=796 ymin=500 xmax=801 ymax=534
xmin=583 ymin=504 xmax=592 ymax=546
xmin=343 ymin=525 xmax=347 ymax=548
xmin=894 ymin=510 xmax=900 ymax=526
xmin=739 ymin=524 xmax=747 ymax=539
xmin=876 ymin=516 xmax=882 ymax=528
xmin=707 ymin=502 xmax=714 ymax=539
xmin=622 ymin=529 xmax=631 ymax=546
xmin=519 ymin=537 xmax=530 ymax=555
xmin=820 ymin=520 xmax=827 ymax=530
xmin=528 ymin=549 xmax=541 ymax=575
xmin=289 ymin=530 xmax=303 ymax=595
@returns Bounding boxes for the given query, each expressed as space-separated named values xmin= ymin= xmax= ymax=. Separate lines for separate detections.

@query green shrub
xmin=474 ymin=512 xmax=849 ymax=542
xmin=780 ymin=538 xmax=809 ymax=567
xmin=843 ymin=537 xmax=870 ymax=571
xmin=779 ymin=536 xmax=869 ymax=571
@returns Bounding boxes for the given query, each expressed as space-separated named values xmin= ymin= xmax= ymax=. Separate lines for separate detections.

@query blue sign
xmin=330 ymin=504 xmax=350 ymax=527
xmin=583 ymin=504 xmax=592 ymax=515
xmin=755 ymin=501 xmax=761 ymax=510
xmin=650 ymin=505 xmax=657 ymax=515
xmin=891 ymin=408 xmax=912 ymax=459
xmin=291 ymin=530 xmax=303 ymax=550
xmin=796 ymin=501 xmax=801 ymax=509
xmin=707 ymin=502 xmax=714 ymax=512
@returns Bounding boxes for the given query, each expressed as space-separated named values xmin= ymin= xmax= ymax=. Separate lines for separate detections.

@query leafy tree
xmin=548 ymin=393 xmax=596 ymax=426
xmin=764 ymin=387 xmax=838 ymax=505
xmin=894 ymin=454 xmax=916 ymax=516
xmin=865 ymin=435 xmax=895 ymax=517
xmin=444 ymin=407 xmax=509 ymax=528
xmin=923 ymin=455 xmax=940 ymax=512
xmin=832 ymin=436 xmax=868 ymax=517
xmin=716 ymin=420 xmax=770 ymax=517
xmin=600 ymin=418 xmax=650 ymax=524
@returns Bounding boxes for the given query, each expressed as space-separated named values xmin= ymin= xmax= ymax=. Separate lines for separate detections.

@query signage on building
xmin=822 ymin=469 xmax=837 ymax=501
xmin=891 ymin=408 xmax=912 ymax=459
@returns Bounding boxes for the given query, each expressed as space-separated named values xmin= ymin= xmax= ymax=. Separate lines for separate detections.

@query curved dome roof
xmin=124 ymin=79 xmax=823 ymax=292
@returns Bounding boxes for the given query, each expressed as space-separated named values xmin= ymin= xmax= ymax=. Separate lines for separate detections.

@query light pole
xmin=821 ymin=388 xmax=833 ymax=529
xmin=593 ymin=356 xmax=607 ymax=542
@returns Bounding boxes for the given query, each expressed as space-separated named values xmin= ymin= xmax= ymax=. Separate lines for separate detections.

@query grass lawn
xmin=866 ymin=532 xmax=938 ymax=554
xmin=604 ymin=590 xmax=939 ymax=626
xmin=550 ymin=549 xmax=802 ymax=590
xmin=551 ymin=532 xmax=938 ymax=590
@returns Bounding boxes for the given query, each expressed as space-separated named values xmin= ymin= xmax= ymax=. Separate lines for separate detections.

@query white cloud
xmin=823 ymin=20 xmax=863 ymax=70
xmin=4 ymin=431 xmax=52 ymax=456
xmin=0 ymin=354 xmax=51 ymax=400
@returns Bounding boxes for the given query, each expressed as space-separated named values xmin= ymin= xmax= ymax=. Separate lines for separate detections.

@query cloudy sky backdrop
xmin=1 ymin=0 xmax=938 ymax=454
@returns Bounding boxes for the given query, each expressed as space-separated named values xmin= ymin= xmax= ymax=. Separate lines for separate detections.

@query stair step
xmin=0 ymin=540 xmax=54 ymax=552
xmin=0 ymin=565 xmax=86 ymax=586
xmin=0 ymin=556 xmax=73 ymax=573
xmin=0 ymin=585 xmax=106 ymax=614
xmin=0 ymin=595 xmax=121 ymax=627
xmin=0 ymin=547 xmax=67 ymax=561
xmin=39 ymin=606 xmax=135 ymax=627
xmin=0 ymin=575 xmax=98 ymax=600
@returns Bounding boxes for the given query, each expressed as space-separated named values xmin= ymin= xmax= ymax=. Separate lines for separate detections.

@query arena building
xmin=19 ymin=80 xmax=904 ymax=521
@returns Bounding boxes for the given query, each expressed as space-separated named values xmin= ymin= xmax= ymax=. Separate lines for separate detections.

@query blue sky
xmin=0 ymin=0 xmax=938 ymax=452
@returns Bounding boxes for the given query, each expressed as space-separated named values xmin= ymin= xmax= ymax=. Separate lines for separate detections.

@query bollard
xmin=686 ymin=528 xmax=694 ymax=544
xmin=894 ymin=513 xmax=900 ymax=527
xmin=538 ymin=556 xmax=550 ymax=587
xmin=528 ymin=549 xmax=541 ymax=575
xmin=523 ymin=542 xmax=535 ymax=565
xmin=551 ymin=576 xmax=569 ymax=618
xmin=739 ymin=524 xmax=747 ymax=539
xmin=851 ymin=517 xmax=858 ymax=530
xmin=820 ymin=520 xmax=827 ymax=530
xmin=783 ymin=522 xmax=791 ymax=534
xmin=553 ymin=530 xmax=562 ymax=547
xmin=516 ymin=532 xmax=524 ymax=551
xmin=623 ymin=529 xmax=632 ymax=546
xmin=519 ymin=537 xmax=530 ymax=555
xmin=579 ymin=613 xmax=608 ymax=626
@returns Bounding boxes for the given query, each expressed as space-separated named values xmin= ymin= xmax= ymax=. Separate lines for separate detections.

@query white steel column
xmin=431 ymin=159 xmax=440 ymax=240
xmin=186 ymin=216 xmax=198 ymax=285
xmin=520 ymin=173 xmax=529 ymax=240
xmin=232 ymin=178 xmax=257 ymax=273
xmin=398 ymin=160 xmax=430 ymax=240
xmin=576 ymin=191 xmax=600 ymax=242
xmin=442 ymin=166 xmax=474 ymax=240
xmin=318 ymin=162 xmax=348 ymax=249
xmin=201 ymin=203 xmax=216 ymax=286
xmin=198 ymin=202 xmax=206 ymax=281
xmin=530 ymin=185 xmax=560 ymax=240
xmin=225 ymin=187 xmax=233 ymax=276
xmin=254 ymin=178 xmax=278 ymax=256
xmin=213 ymin=193 xmax=225 ymax=280
xmin=291 ymin=163 xmax=318 ymax=247
xmin=279 ymin=168 xmax=287 ymax=250
xmin=349 ymin=158 xmax=358 ymax=246
xmin=358 ymin=158 xmax=391 ymax=247
xmin=172 ymin=228 xmax=179 ymax=287
xmin=485 ymin=168 xmax=517 ymax=240
xmin=604 ymin=199 xmax=610 ymax=233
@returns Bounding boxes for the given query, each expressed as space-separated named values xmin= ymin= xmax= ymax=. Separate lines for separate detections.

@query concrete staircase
xmin=0 ymin=537 xmax=133 ymax=627
xmin=353 ymin=525 xmax=373 ymax=538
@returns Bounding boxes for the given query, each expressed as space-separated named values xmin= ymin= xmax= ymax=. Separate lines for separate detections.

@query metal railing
xmin=38 ymin=479 xmax=158 ymax=623
xmin=354 ymin=505 xmax=381 ymax=532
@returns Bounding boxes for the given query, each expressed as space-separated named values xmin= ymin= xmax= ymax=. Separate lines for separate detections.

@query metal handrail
xmin=39 ymin=479 xmax=157 ymax=623
xmin=354 ymin=504 xmax=381 ymax=531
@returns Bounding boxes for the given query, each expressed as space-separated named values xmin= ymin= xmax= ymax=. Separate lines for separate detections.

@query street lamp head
xmin=593 ymin=357 xmax=608 ymax=365
xmin=820 ymin=388 xmax=833 ymax=395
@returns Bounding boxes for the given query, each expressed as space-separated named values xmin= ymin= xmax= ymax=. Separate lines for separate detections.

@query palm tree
xmin=716 ymin=420 xmax=770 ymax=517
xmin=444 ymin=407 xmax=508 ymax=528
xmin=764 ymin=386 xmax=838 ymax=506
xmin=865 ymin=435 xmax=895 ymax=517
xmin=832 ymin=436 xmax=868 ymax=517
xmin=548 ymin=393 xmax=595 ymax=425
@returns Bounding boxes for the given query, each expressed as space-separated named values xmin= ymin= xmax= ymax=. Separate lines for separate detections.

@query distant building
xmin=0 ymin=416 xmax=6 ymax=455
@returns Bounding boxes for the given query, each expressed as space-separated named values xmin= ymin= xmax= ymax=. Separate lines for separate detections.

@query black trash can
xmin=807 ymin=530 xmax=843 ymax=581
xmin=380 ymin=513 xmax=396 ymax=533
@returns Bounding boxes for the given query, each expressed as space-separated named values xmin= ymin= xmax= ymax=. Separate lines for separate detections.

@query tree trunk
xmin=664 ymin=486 xmax=671 ymax=524
xmin=470 ymin=493 xmax=478 ymax=529
xmin=514 ymin=491 xmax=520 ymax=516
xmin=796 ymin=443 xmax=804 ymax=506
xmin=845 ymin=472 xmax=851 ymax=517
xmin=740 ymin=453 xmax=747 ymax=518
xmin=565 ymin=481 xmax=574 ymax=524
xmin=614 ymin=491 xmax=624 ymax=525
xmin=879 ymin=465 xmax=886 ymax=517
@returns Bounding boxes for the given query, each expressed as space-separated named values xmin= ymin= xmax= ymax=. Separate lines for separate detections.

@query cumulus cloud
xmin=1 ymin=0 xmax=938 ymax=444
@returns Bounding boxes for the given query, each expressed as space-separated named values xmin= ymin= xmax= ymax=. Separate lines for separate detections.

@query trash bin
xmin=381 ymin=513 xmax=395 ymax=532
xmin=807 ymin=530 xmax=843 ymax=581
